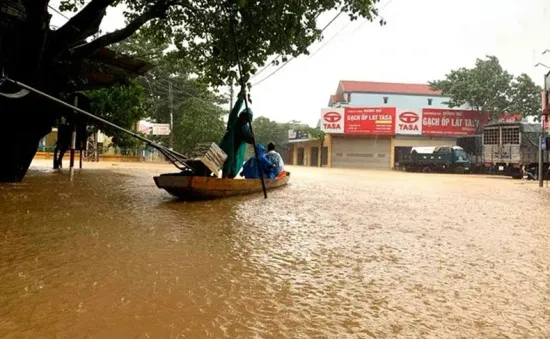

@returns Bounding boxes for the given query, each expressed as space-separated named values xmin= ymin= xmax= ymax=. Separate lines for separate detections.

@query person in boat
xmin=219 ymin=89 xmax=255 ymax=178
xmin=240 ymin=144 xmax=275 ymax=179
xmin=265 ymin=142 xmax=286 ymax=178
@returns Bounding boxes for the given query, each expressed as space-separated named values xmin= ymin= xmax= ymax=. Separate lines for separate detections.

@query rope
xmin=0 ymin=89 xmax=29 ymax=99
xmin=0 ymin=67 xmax=30 ymax=98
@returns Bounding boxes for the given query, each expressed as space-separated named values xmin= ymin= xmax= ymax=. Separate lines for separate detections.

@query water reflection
xmin=1 ymin=164 xmax=549 ymax=338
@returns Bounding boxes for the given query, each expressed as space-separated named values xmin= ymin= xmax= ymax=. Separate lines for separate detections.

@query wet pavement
xmin=1 ymin=161 xmax=549 ymax=338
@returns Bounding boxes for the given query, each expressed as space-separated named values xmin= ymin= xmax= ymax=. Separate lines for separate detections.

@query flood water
xmin=1 ymin=161 xmax=550 ymax=338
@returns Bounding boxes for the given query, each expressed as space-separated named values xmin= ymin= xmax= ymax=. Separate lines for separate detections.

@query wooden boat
xmin=153 ymin=172 xmax=291 ymax=200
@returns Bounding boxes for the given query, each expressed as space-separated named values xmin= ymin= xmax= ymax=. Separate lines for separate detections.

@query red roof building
xmin=328 ymin=80 xmax=444 ymax=107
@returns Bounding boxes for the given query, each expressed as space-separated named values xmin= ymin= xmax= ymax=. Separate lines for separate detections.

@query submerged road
xmin=1 ymin=161 xmax=549 ymax=338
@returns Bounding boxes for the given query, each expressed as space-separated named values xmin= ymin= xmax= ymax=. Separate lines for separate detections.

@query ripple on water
xmin=0 ymin=165 xmax=549 ymax=338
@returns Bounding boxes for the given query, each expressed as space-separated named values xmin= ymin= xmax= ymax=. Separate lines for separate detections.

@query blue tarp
xmin=240 ymin=144 xmax=275 ymax=179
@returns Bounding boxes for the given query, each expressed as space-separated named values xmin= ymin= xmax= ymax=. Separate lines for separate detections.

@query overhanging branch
xmin=53 ymin=0 xmax=115 ymax=46
xmin=70 ymin=1 xmax=179 ymax=58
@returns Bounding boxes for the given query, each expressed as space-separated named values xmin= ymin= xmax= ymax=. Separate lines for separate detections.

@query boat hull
xmin=153 ymin=172 xmax=290 ymax=200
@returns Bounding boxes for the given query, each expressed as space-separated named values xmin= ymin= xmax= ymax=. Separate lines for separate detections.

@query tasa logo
xmin=323 ymin=111 xmax=342 ymax=130
xmin=323 ymin=111 xmax=341 ymax=123
xmin=399 ymin=111 xmax=419 ymax=124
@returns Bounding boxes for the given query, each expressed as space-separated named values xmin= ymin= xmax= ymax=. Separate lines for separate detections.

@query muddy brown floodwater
xmin=1 ymin=160 xmax=550 ymax=338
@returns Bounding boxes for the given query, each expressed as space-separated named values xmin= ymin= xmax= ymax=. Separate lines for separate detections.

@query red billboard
xmin=344 ymin=107 xmax=395 ymax=134
xmin=499 ymin=114 xmax=522 ymax=122
xmin=421 ymin=108 xmax=489 ymax=136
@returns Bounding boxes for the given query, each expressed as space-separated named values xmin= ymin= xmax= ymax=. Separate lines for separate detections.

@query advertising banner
xmin=499 ymin=114 xmax=522 ymax=123
xmin=288 ymin=129 xmax=309 ymax=142
xmin=395 ymin=109 xmax=422 ymax=135
xmin=151 ymin=123 xmax=171 ymax=135
xmin=344 ymin=107 xmax=395 ymax=134
xmin=320 ymin=108 xmax=345 ymax=133
xmin=421 ymin=108 xmax=488 ymax=136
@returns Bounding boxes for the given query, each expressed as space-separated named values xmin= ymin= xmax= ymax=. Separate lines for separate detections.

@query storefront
xmin=290 ymin=139 xmax=328 ymax=167
xmin=315 ymin=106 xmax=488 ymax=169
xmin=332 ymin=135 xmax=391 ymax=168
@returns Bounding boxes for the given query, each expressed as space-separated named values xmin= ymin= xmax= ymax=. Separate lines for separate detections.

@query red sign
xmin=399 ymin=111 xmax=419 ymax=124
xmin=323 ymin=111 xmax=342 ymax=123
xmin=499 ymin=114 xmax=522 ymax=122
xmin=344 ymin=107 xmax=395 ymax=134
xmin=421 ymin=108 xmax=489 ymax=136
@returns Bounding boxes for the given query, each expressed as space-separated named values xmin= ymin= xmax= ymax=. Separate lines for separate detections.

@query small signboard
xmin=152 ymin=123 xmax=171 ymax=135
xmin=288 ymin=129 xmax=309 ymax=142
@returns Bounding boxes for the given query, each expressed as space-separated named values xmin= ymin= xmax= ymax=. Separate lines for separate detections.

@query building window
xmin=428 ymin=98 xmax=433 ymax=105
xmin=383 ymin=96 xmax=388 ymax=104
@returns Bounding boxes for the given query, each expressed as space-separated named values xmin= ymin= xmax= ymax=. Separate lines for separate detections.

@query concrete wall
xmin=347 ymin=92 xmax=470 ymax=110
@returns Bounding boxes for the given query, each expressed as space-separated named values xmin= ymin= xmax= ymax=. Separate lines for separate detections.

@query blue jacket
xmin=240 ymin=144 xmax=275 ymax=179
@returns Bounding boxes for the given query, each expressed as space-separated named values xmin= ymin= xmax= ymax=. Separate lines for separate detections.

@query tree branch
xmin=22 ymin=0 xmax=50 ymax=28
xmin=70 ymin=1 xmax=179 ymax=58
xmin=53 ymin=0 xmax=115 ymax=46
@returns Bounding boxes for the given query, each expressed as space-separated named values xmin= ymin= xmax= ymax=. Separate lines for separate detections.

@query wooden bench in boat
xmin=183 ymin=142 xmax=227 ymax=177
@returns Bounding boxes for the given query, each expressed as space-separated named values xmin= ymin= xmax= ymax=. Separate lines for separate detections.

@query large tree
xmin=252 ymin=117 xmax=290 ymax=151
xmin=112 ymin=31 xmax=228 ymax=154
xmin=429 ymin=56 xmax=543 ymax=125
xmin=0 ymin=0 xmax=382 ymax=182
xmin=86 ymin=80 xmax=148 ymax=150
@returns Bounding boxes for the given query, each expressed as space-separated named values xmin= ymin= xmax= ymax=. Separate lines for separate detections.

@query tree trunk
xmin=0 ymin=95 xmax=56 ymax=182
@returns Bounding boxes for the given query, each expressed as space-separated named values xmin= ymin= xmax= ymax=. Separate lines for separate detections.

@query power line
xmin=251 ymin=10 xmax=344 ymax=87
xmin=48 ymin=5 xmax=70 ymax=20
xmin=252 ymin=0 xmax=396 ymax=87
xmin=250 ymin=56 xmax=281 ymax=80
xmin=308 ymin=0 xmax=395 ymax=59
xmin=308 ymin=20 xmax=355 ymax=60
xmin=250 ymin=10 xmax=343 ymax=81
xmin=348 ymin=0 xmax=395 ymax=36
xmin=144 ymin=76 xmax=220 ymax=108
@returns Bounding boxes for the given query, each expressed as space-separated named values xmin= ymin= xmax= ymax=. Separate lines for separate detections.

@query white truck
xmin=482 ymin=121 xmax=549 ymax=179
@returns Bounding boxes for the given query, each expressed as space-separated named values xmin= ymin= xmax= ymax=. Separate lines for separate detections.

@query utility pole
xmin=169 ymin=82 xmax=174 ymax=150
xmin=541 ymin=83 xmax=549 ymax=187
xmin=539 ymin=134 xmax=544 ymax=187
xmin=69 ymin=95 xmax=78 ymax=181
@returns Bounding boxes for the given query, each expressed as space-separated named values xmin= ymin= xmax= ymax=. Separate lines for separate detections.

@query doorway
xmin=321 ymin=147 xmax=328 ymax=166
xmin=297 ymin=147 xmax=304 ymax=165
xmin=310 ymin=147 xmax=319 ymax=167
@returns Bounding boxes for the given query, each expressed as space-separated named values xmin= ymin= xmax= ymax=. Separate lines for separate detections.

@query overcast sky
xmin=49 ymin=0 xmax=550 ymax=126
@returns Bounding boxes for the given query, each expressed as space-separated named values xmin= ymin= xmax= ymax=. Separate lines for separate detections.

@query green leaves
xmin=86 ymin=80 xmax=148 ymax=148
xmin=508 ymin=73 xmax=542 ymax=118
xmin=252 ymin=116 xmax=291 ymax=151
xmin=430 ymin=55 xmax=542 ymax=122
xmin=55 ymin=0 xmax=382 ymax=90
xmin=304 ymin=126 xmax=325 ymax=141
